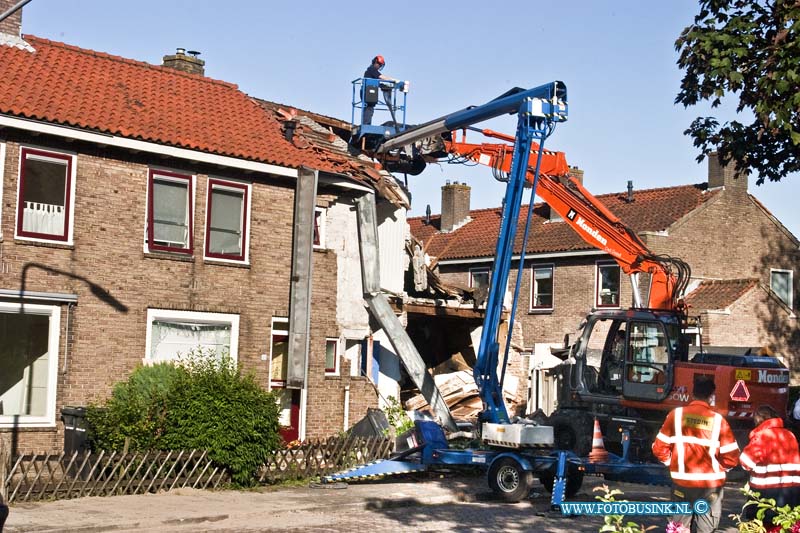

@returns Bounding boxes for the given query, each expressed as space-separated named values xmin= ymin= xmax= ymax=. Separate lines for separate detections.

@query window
xmin=145 ymin=309 xmax=238 ymax=364
xmin=16 ymin=147 xmax=75 ymax=243
xmin=270 ymin=317 xmax=289 ymax=388
xmin=0 ymin=302 xmax=60 ymax=427
xmin=626 ymin=321 xmax=669 ymax=385
xmin=0 ymin=142 xmax=5 ymax=240
xmin=596 ymin=262 xmax=621 ymax=308
xmin=469 ymin=267 xmax=491 ymax=289
xmin=325 ymin=338 xmax=339 ymax=375
xmin=205 ymin=179 xmax=249 ymax=262
xmin=147 ymin=169 xmax=193 ymax=253
xmin=771 ymin=269 xmax=793 ymax=308
xmin=313 ymin=208 xmax=326 ymax=249
xmin=530 ymin=265 xmax=554 ymax=311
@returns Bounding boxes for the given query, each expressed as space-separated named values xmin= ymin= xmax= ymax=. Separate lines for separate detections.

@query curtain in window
xmin=153 ymin=180 xmax=189 ymax=247
xmin=21 ymin=157 xmax=68 ymax=236
xmin=0 ymin=312 xmax=51 ymax=417
xmin=150 ymin=320 xmax=231 ymax=362
xmin=209 ymin=188 xmax=243 ymax=255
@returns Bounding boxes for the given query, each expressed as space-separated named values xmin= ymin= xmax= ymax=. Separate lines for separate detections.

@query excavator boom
xmin=444 ymin=129 xmax=690 ymax=312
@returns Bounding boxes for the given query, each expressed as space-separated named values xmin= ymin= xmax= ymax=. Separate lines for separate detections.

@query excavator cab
xmin=579 ymin=311 xmax=679 ymax=402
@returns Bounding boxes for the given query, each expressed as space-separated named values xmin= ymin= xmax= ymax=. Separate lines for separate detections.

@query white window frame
xmin=324 ymin=338 xmax=340 ymax=376
xmin=529 ymin=263 xmax=554 ymax=312
xmin=0 ymin=301 xmax=61 ymax=428
xmin=14 ymin=145 xmax=77 ymax=245
xmin=595 ymin=261 xmax=621 ymax=309
xmin=143 ymin=168 xmax=196 ymax=254
xmin=0 ymin=142 xmax=5 ymax=241
xmin=469 ymin=267 xmax=491 ymax=288
xmin=770 ymin=268 xmax=794 ymax=308
xmin=313 ymin=207 xmax=326 ymax=250
xmin=269 ymin=317 xmax=289 ymax=389
xmin=203 ymin=177 xmax=251 ymax=264
xmin=143 ymin=308 xmax=239 ymax=365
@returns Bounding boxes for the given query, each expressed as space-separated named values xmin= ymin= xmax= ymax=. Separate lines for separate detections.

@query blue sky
xmin=22 ymin=0 xmax=800 ymax=237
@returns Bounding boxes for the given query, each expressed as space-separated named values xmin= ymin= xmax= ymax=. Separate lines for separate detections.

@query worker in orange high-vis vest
xmin=652 ymin=378 xmax=740 ymax=533
xmin=740 ymin=404 xmax=800 ymax=525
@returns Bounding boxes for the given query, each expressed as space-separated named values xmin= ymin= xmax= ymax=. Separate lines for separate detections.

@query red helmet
xmin=373 ymin=55 xmax=385 ymax=66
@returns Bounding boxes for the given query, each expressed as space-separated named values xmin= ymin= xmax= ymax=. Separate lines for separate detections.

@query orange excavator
xmin=440 ymin=127 xmax=788 ymax=459
xmin=443 ymin=127 xmax=690 ymax=312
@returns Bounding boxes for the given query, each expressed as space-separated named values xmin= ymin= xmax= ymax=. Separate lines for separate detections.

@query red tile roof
xmin=684 ymin=278 xmax=759 ymax=311
xmin=410 ymin=184 xmax=717 ymax=260
xmin=0 ymin=36 xmax=330 ymax=170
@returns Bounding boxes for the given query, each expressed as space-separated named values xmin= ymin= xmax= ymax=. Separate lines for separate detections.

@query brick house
xmin=0 ymin=5 xmax=409 ymax=452
xmin=410 ymin=159 xmax=800 ymax=411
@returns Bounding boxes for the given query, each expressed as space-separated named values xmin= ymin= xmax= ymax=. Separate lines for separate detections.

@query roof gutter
xmin=437 ymin=249 xmax=606 ymax=265
xmin=0 ymin=113 xmax=297 ymax=178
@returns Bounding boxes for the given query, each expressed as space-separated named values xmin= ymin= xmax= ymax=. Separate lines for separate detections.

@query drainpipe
xmin=343 ymin=385 xmax=350 ymax=431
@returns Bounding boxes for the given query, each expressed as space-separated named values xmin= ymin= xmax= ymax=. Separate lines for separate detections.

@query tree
xmin=675 ymin=0 xmax=800 ymax=183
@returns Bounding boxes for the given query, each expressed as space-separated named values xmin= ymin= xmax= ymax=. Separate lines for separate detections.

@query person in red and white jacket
xmin=652 ymin=378 xmax=740 ymax=533
xmin=740 ymin=404 xmax=800 ymax=523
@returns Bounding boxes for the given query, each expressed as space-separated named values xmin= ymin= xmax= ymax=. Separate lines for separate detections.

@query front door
xmin=277 ymin=389 xmax=301 ymax=443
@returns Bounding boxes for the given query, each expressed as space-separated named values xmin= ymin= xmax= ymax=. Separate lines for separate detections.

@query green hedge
xmin=87 ymin=352 xmax=281 ymax=485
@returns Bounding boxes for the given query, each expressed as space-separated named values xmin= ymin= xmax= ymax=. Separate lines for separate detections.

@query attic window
xmin=771 ymin=269 xmax=793 ymax=309
xmin=16 ymin=147 xmax=75 ymax=244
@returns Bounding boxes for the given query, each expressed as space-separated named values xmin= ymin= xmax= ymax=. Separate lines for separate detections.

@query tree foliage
xmin=675 ymin=0 xmax=800 ymax=183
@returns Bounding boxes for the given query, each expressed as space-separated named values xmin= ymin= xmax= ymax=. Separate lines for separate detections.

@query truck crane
xmin=441 ymin=128 xmax=789 ymax=461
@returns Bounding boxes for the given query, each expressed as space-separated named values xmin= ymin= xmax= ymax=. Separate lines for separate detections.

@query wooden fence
xmin=2 ymin=435 xmax=393 ymax=503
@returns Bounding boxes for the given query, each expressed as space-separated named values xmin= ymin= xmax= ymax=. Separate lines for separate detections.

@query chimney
xmin=627 ymin=180 xmax=634 ymax=203
xmin=162 ymin=48 xmax=205 ymax=76
xmin=569 ymin=166 xmax=584 ymax=185
xmin=440 ymin=180 xmax=471 ymax=232
xmin=0 ymin=0 xmax=24 ymax=37
xmin=708 ymin=151 xmax=748 ymax=194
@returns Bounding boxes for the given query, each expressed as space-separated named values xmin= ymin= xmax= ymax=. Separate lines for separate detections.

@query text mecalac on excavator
xmin=326 ymin=77 xmax=789 ymax=506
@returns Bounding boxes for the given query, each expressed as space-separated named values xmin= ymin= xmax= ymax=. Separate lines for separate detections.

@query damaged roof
xmin=0 ymin=35 xmax=405 ymax=204
xmin=409 ymin=184 xmax=717 ymax=260
xmin=684 ymin=278 xmax=760 ymax=312
xmin=257 ymin=100 xmax=409 ymax=208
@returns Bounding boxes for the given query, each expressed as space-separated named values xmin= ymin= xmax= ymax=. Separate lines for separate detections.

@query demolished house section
xmin=401 ymin=182 xmax=530 ymax=422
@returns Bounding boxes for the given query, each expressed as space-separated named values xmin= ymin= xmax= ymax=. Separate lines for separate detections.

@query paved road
xmin=5 ymin=472 xmax=749 ymax=532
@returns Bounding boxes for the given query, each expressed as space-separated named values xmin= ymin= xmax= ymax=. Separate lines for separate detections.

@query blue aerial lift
xmin=331 ymin=79 xmax=671 ymax=507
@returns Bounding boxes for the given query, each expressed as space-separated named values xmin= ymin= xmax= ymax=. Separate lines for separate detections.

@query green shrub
xmin=161 ymin=354 xmax=281 ymax=485
xmin=87 ymin=362 xmax=182 ymax=451
xmin=383 ymin=396 xmax=414 ymax=435
xmin=86 ymin=351 xmax=281 ymax=486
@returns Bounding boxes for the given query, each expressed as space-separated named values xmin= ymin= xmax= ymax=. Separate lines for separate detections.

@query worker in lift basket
xmin=740 ymin=404 xmax=800 ymax=527
xmin=652 ymin=378 xmax=740 ymax=533
xmin=362 ymin=55 xmax=398 ymax=125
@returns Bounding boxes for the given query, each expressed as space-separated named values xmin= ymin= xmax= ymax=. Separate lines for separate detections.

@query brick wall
xmin=0 ymin=132 xmax=376 ymax=449
xmin=440 ymin=254 xmax=632 ymax=349
xmin=0 ymin=0 xmax=21 ymax=36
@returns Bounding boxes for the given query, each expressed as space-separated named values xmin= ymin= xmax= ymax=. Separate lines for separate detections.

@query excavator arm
xmin=445 ymin=129 xmax=690 ymax=312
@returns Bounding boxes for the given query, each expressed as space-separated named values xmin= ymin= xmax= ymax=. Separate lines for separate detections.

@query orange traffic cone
xmin=588 ymin=418 xmax=609 ymax=463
